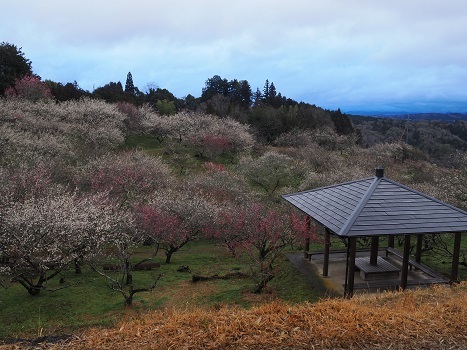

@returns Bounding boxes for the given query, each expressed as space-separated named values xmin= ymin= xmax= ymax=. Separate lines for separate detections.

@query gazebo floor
xmin=296 ymin=249 xmax=450 ymax=296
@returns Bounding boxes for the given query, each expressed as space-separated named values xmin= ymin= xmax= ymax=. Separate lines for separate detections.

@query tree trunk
xmin=122 ymin=284 xmax=136 ymax=306
xmin=165 ymin=251 xmax=173 ymax=264
xmin=165 ymin=245 xmax=181 ymax=264
xmin=126 ymin=272 xmax=133 ymax=285
xmin=15 ymin=275 xmax=43 ymax=296
xmin=27 ymin=285 xmax=42 ymax=296
xmin=252 ymin=273 xmax=274 ymax=294
xmin=125 ymin=259 xmax=133 ymax=285
xmin=74 ymin=259 xmax=82 ymax=274
xmin=125 ymin=296 xmax=133 ymax=306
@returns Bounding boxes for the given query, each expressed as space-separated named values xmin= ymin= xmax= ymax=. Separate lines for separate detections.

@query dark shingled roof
xmin=282 ymin=173 xmax=467 ymax=237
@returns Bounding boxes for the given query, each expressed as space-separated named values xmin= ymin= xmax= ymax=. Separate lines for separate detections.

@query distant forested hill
xmin=350 ymin=112 xmax=467 ymax=122
xmin=350 ymin=114 xmax=467 ymax=167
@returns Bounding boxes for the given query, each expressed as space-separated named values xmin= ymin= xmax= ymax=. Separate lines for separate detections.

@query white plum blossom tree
xmin=0 ymin=192 xmax=130 ymax=295
xmin=141 ymin=111 xmax=255 ymax=158
xmin=238 ymin=151 xmax=307 ymax=194
xmin=74 ymin=150 xmax=172 ymax=205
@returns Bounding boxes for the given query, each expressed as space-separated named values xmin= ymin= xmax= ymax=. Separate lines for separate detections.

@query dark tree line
xmin=45 ymin=80 xmax=91 ymax=101
xmin=198 ymin=75 xmax=354 ymax=141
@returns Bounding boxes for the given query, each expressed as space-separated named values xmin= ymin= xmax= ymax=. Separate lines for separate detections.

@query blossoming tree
xmin=212 ymin=203 xmax=309 ymax=293
xmin=0 ymin=192 xmax=128 ymax=295
xmin=136 ymin=188 xmax=218 ymax=263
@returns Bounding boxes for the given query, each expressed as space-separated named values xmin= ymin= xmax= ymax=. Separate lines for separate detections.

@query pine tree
xmin=239 ymin=80 xmax=252 ymax=108
xmin=269 ymin=82 xmax=277 ymax=99
xmin=125 ymin=72 xmax=136 ymax=95
xmin=262 ymin=79 xmax=270 ymax=101
xmin=253 ymin=88 xmax=263 ymax=106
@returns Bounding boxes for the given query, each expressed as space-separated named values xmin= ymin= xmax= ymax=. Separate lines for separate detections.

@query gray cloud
xmin=2 ymin=0 xmax=466 ymax=112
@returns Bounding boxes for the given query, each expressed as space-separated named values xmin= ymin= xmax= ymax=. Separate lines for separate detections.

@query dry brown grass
xmin=4 ymin=283 xmax=467 ymax=350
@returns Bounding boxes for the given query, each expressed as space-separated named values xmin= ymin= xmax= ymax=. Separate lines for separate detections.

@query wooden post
xmin=386 ymin=235 xmax=395 ymax=257
xmin=370 ymin=236 xmax=379 ymax=266
xmin=323 ymin=228 xmax=331 ymax=277
xmin=344 ymin=239 xmax=350 ymax=293
xmin=400 ymin=235 xmax=411 ymax=290
xmin=345 ymin=237 xmax=357 ymax=298
xmin=451 ymin=232 xmax=462 ymax=283
xmin=415 ymin=234 xmax=423 ymax=263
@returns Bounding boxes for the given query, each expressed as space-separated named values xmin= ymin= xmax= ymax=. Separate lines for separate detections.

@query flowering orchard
xmin=0 ymin=98 xmax=126 ymax=168
xmin=0 ymin=95 xmax=466 ymax=310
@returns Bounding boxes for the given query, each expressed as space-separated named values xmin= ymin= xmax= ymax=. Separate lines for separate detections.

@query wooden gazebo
xmin=283 ymin=168 xmax=467 ymax=297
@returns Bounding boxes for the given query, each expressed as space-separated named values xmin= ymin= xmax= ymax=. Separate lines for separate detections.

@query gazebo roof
xmin=282 ymin=169 xmax=467 ymax=237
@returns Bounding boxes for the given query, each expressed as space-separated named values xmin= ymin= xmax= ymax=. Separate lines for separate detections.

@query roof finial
xmin=375 ymin=167 xmax=384 ymax=178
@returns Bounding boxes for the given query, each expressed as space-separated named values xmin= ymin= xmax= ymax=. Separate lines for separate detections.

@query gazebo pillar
xmin=400 ymin=235 xmax=411 ymax=290
xmin=370 ymin=236 xmax=379 ymax=265
xmin=451 ymin=232 xmax=462 ymax=283
xmin=388 ymin=235 xmax=394 ymax=248
xmin=345 ymin=236 xmax=357 ymax=298
xmin=323 ymin=228 xmax=331 ymax=277
xmin=415 ymin=234 xmax=423 ymax=263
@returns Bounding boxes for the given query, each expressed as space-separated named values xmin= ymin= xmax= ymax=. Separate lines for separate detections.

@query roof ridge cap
xmin=338 ymin=176 xmax=382 ymax=236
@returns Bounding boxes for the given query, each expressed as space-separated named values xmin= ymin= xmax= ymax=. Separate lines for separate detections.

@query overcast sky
xmin=2 ymin=1 xmax=467 ymax=113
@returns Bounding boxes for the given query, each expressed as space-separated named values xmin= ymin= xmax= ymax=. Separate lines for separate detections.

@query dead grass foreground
xmin=5 ymin=283 xmax=467 ymax=350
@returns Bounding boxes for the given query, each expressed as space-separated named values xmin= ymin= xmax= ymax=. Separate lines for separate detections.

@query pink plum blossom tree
xmin=5 ymin=75 xmax=53 ymax=102
xmin=136 ymin=188 xmax=218 ymax=263
xmin=212 ymin=203 xmax=309 ymax=293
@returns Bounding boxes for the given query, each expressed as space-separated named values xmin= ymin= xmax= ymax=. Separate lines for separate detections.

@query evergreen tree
xmin=262 ymin=79 xmax=270 ymax=101
xmin=229 ymin=79 xmax=242 ymax=105
xmin=125 ymin=72 xmax=136 ymax=95
xmin=269 ymin=82 xmax=277 ymax=99
xmin=0 ymin=42 xmax=33 ymax=95
xmin=93 ymin=81 xmax=126 ymax=102
xmin=201 ymin=75 xmax=229 ymax=102
xmin=144 ymin=87 xmax=182 ymax=110
xmin=253 ymin=88 xmax=263 ymax=106
xmin=46 ymin=80 xmax=89 ymax=101
xmin=184 ymin=94 xmax=198 ymax=111
xmin=329 ymin=108 xmax=354 ymax=135
xmin=239 ymin=80 xmax=252 ymax=108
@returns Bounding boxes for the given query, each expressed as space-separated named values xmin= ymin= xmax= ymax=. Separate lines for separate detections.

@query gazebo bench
xmin=386 ymin=247 xmax=448 ymax=281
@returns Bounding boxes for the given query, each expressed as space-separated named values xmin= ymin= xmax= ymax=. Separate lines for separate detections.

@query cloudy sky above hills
xmin=2 ymin=0 xmax=467 ymax=113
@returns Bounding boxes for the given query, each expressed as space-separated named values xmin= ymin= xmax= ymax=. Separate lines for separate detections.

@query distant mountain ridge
xmin=348 ymin=112 xmax=467 ymax=122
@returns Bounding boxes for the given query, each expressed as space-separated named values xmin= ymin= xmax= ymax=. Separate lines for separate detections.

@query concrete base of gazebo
xmin=305 ymin=249 xmax=449 ymax=296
